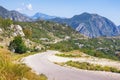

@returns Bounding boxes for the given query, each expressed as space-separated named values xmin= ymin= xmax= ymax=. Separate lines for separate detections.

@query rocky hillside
xmin=0 ymin=6 xmax=32 ymax=22
xmin=51 ymin=13 xmax=120 ymax=38
xmin=0 ymin=17 xmax=85 ymax=51
xmin=15 ymin=20 xmax=85 ymax=41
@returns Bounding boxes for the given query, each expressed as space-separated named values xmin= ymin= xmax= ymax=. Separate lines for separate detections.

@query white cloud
xmin=16 ymin=3 xmax=33 ymax=12
xmin=16 ymin=8 xmax=23 ymax=11
xmin=26 ymin=4 xmax=33 ymax=11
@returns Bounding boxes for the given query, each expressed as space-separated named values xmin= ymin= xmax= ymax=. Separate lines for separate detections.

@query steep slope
xmin=32 ymin=12 xmax=56 ymax=20
xmin=0 ymin=6 xmax=32 ymax=22
xmin=118 ymin=25 xmax=120 ymax=31
xmin=51 ymin=13 xmax=119 ymax=38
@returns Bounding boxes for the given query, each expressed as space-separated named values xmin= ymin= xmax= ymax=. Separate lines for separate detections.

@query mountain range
xmin=50 ymin=13 xmax=120 ymax=38
xmin=0 ymin=6 xmax=120 ymax=38
xmin=0 ymin=6 xmax=32 ymax=22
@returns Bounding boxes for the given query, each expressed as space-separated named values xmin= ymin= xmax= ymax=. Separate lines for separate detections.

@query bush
xmin=23 ymin=28 xmax=32 ymax=38
xmin=9 ymin=36 xmax=27 ymax=54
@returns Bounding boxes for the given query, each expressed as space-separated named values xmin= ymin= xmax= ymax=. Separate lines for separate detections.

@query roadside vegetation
xmin=0 ymin=48 xmax=47 ymax=80
xmin=56 ymin=53 xmax=81 ymax=58
xmin=55 ymin=51 xmax=82 ymax=58
xmin=65 ymin=61 xmax=120 ymax=73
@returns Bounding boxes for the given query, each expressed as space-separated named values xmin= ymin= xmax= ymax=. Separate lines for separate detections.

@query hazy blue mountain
xmin=51 ymin=12 xmax=119 ymax=38
xmin=118 ymin=25 xmax=120 ymax=30
xmin=0 ymin=6 xmax=10 ymax=18
xmin=0 ymin=6 xmax=32 ymax=22
xmin=32 ymin=12 xmax=56 ymax=20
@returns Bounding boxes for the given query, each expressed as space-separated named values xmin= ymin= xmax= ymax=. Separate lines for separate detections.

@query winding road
xmin=23 ymin=50 xmax=120 ymax=80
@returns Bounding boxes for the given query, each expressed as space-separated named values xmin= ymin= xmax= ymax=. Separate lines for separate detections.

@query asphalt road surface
xmin=23 ymin=50 xmax=120 ymax=80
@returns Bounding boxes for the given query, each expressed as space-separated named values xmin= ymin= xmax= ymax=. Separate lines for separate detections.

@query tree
xmin=9 ymin=36 xmax=27 ymax=54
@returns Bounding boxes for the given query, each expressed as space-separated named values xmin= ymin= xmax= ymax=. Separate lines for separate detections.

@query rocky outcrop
xmin=10 ymin=24 xmax=25 ymax=37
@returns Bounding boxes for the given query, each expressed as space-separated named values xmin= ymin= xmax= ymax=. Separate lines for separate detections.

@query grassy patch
xmin=65 ymin=61 xmax=120 ymax=73
xmin=0 ymin=48 xmax=47 ymax=80
xmin=56 ymin=53 xmax=81 ymax=58
xmin=13 ymin=52 xmax=36 ymax=61
xmin=55 ymin=50 xmax=87 ymax=58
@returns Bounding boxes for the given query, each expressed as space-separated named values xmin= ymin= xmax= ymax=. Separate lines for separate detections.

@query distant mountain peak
xmin=32 ymin=12 xmax=56 ymax=20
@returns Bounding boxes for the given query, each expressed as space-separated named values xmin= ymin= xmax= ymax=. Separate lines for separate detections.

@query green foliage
xmin=66 ymin=61 xmax=120 ymax=73
xmin=0 ymin=18 xmax=13 ymax=29
xmin=9 ymin=36 xmax=27 ymax=54
xmin=14 ymin=21 xmax=83 ymax=43
xmin=50 ymin=40 xmax=79 ymax=52
xmin=76 ymin=38 xmax=120 ymax=60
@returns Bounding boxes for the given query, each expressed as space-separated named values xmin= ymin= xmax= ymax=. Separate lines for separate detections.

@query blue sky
xmin=0 ymin=0 xmax=120 ymax=25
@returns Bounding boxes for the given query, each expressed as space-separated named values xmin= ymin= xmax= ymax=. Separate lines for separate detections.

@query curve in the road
xmin=23 ymin=50 xmax=120 ymax=80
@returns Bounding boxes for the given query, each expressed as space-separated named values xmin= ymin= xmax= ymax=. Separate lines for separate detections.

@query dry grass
xmin=65 ymin=61 xmax=120 ymax=73
xmin=56 ymin=50 xmax=89 ymax=58
xmin=0 ymin=48 xmax=47 ymax=80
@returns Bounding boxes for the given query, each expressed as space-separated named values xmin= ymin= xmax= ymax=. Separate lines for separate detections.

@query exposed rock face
xmin=10 ymin=24 xmax=25 ymax=37
xmin=118 ymin=25 xmax=120 ymax=33
xmin=51 ymin=13 xmax=120 ymax=38
xmin=0 ymin=28 xmax=3 ymax=33
xmin=0 ymin=6 xmax=32 ymax=22
xmin=10 ymin=11 xmax=32 ymax=22
xmin=24 ymin=39 xmax=42 ymax=51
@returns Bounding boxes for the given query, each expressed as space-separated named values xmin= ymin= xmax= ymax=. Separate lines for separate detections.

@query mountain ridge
xmin=50 ymin=12 xmax=120 ymax=38
xmin=0 ymin=6 xmax=32 ymax=22
xmin=0 ymin=6 xmax=120 ymax=38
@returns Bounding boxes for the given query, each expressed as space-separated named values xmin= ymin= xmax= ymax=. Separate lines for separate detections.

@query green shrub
xmin=9 ymin=36 xmax=27 ymax=54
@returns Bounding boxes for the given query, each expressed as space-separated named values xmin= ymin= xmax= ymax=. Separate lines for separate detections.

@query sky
xmin=0 ymin=0 xmax=120 ymax=25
